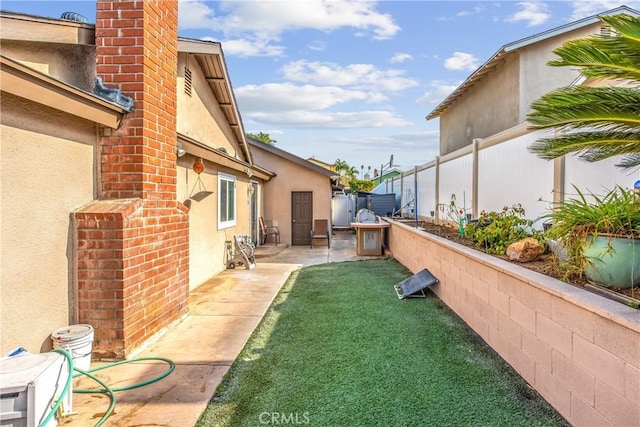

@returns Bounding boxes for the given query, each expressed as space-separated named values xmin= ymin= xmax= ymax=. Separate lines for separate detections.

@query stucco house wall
xmin=1 ymin=93 xmax=99 ymax=353
xmin=176 ymin=159 xmax=255 ymax=290
xmin=176 ymin=53 xmax=237 ymax=157
xmin=439 ymin=54 xmax=519 ymax=155
xmin=517 ymin=24 xmax=598 ymax=120
xmin=174 ymin=46 xmax=265 ymax=289
xmin=249 ymin=142 xmax=333 ymax=246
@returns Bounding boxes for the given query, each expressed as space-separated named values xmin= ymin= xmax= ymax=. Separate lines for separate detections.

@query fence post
xmin=472 ymin=138 xmax=480 ymax=219
xmin=435 ymin=156 xmax=440 ymax=224
xmin=399 ymin=173 xmax=404 ymax=217
xmin=414 ymin=166 xmax=419 ymax=227
xmin=553 ymin=156 xmax=565 ymax=207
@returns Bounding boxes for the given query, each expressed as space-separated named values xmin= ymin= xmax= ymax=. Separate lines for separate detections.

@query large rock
xmin=507 ymin=238 xmax=545 ymax=262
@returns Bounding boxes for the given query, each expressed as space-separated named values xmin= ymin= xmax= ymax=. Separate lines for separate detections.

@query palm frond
xmin=548 ymin=40 xmax=640 ymax=81
xmin=547 ymin=14 xmax=640 ymax=82
xmin=600 ymin=14 xmax=640 ymax=43
xmin=528 ymin=13 xmax=640 ymax=170
xmin=616 ymin=153 xmax=640 ymax=169
xmin=527 ymin=86 xmax=640 ymax=131
xmin=529 ymin=132 xmax=640 ymax=162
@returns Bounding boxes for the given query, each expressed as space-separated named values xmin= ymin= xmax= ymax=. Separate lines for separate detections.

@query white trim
xmin=218 ymin=172 xmax=237 ymax=229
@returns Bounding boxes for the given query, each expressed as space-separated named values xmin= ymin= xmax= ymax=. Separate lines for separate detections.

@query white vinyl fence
xmin=390 ymin=124 xmax=640 ymax=229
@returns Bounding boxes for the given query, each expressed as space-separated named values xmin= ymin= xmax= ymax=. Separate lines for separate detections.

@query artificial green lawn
xmin=197 ymin=259 xmax=568 ymax=427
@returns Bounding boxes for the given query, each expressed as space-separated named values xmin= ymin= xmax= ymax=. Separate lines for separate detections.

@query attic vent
xmin=60 ymin=12 xmax=88 ymax=23
xmin=184 ymin=66 xmax=192 ymax=97
xmin=601 ymin=25 xmax=611 ymax=36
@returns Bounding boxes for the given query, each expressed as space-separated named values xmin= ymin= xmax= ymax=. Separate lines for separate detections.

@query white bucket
xmin=51 ymin=324 xmax=94 ymax=371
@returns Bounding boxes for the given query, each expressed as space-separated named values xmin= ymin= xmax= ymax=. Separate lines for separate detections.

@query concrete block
xmin=510 ymin=297 xmax=536 ymax=334
xmin=534 ymin=364 xmax=571 ymax=420
xmin=552 ymin=349 xmax=595 ymax=406
xmin=522 ymin=329 xmax=552 ymax=372
xmin=595 ymin=380 xmax=640 ymax=427
xmin=573 ymin=334 xmax=625 ymax=395
xmin=536 ymin=313 xmax=572 ymax=358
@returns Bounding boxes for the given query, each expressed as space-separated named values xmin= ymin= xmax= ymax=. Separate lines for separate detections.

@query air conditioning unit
xmin=0 ymin=352 xmax=71 ymax=427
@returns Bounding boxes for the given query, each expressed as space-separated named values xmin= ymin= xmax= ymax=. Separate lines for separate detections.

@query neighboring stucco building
xmin=306 ymin=157 xmax=335 ymax=172
xmin=0 ymin=2 xmax=274 ymax=358
xmin=248 ymin=138 xmax=335 ymax=246
xmin=427 ymin=5 xmax=639 ymax=156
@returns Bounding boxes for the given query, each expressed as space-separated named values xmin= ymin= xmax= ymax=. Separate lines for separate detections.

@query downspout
xmin=69 ymin=212 xmax=79 ymax=325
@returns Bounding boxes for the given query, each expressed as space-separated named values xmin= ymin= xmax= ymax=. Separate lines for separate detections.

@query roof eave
xmin=177 ymin=37 xmax=253 ymax=165
xmin=178 ymin=133 xmax=274 ymax=181
xmin=1 ymin=55 xmax=126 ymax=128
xmin=246 ymin=137 xmax=337 ymax=178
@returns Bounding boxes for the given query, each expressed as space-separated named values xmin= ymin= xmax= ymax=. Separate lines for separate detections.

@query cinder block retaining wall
xmin=386 ymin=220 xmax=640 ymax=426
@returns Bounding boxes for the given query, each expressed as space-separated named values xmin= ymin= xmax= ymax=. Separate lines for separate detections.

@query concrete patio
xmin=60 ymin=230 xmax=382 ymax=426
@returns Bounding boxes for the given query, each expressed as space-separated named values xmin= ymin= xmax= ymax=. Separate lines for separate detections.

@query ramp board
xmin=394 ymin=268 xmax=438 ymax=299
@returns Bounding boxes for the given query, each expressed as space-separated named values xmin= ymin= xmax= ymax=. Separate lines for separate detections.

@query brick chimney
xmin=73 ymin=0 xmax=189 ymax=359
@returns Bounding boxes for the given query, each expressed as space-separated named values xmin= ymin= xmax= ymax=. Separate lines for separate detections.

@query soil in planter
xmin=418 ymin=221 xmax=640 ymax=304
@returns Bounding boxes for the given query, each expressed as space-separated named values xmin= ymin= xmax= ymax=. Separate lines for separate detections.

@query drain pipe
xmin=70 ymin=212 xmax=79 ymax=325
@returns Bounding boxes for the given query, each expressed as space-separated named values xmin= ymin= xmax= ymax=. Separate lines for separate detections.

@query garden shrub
xmin=465 ymin=204 xmax=543 ymax=255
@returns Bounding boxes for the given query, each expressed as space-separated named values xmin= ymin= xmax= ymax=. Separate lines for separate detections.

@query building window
xmin=218 ymin=173 xmax=236 ymax=228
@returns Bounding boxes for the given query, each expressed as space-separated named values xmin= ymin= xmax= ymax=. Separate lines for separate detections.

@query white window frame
xmin=218 ymin=172 xmax=236 ymax=229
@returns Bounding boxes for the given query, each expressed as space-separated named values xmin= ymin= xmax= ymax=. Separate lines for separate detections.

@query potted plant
xmin=543 ymin=186 xmax=640 ymax=289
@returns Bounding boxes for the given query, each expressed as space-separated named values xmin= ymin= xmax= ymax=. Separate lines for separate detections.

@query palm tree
xmin=333 ymin=159 xmax=359 ymax=187
xmin=527 ymin=13 xmax=640 ymax=170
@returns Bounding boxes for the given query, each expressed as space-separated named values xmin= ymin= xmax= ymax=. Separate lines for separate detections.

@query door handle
xmin=293 ymin=219 xmax=296 ymax=222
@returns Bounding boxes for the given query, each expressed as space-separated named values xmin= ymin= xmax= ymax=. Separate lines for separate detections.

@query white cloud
xmin=178 ymin=0 xmax=217 ymax=28
xmin=236 ymin=83 xmax=369 ymax=113
xmin=201 ymin=36 xmax=286 ymax=57
xmin=247 ymin=110 xmax=411 ymax=129
xmin=281 ymin=60 xmax=419 ymax=92
xmin=307 ymin=40 xmax=326 ymax=52
xmin=443 ymin=52 xmax=479 ymax=71
xmin=505 ymin=2 xmax=550 ymax=27
xmin=456 ymin=5 xmax=486 ymax=17
xmin=569 ymin=1 xmax=625 ymax=20
xmin=390 ymin=53 xmax=413 ymax=64
xmin=179 ymin=0 xmax=400 ymax=56
xmin=416 ymin=80 xmax=462 ymax=105
xmin=235 ymin=82 xmax=410 ymax=129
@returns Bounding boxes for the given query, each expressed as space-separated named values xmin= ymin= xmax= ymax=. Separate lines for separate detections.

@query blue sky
xmin=3 ymin=1 xmax=636 ymax=175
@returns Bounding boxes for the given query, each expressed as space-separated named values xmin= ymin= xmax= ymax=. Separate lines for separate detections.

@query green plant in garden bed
xmin=542 ymin=186 xmax=640 ymax=287
xmin=465 ymin=204 xmax=543 ymax=255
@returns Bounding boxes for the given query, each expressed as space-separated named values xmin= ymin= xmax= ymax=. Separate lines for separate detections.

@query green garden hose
xmin=40 ymin=349 xmax=175 ymax=427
